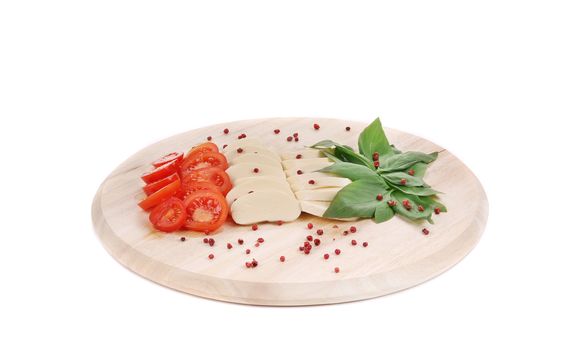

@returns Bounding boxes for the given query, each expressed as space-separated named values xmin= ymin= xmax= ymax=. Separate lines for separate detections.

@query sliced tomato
xmin=149 ymin=197 xmax=187 ymax=232
xmin=138 ymin=179 xmax=181 ymax=211
xmin=176 ymin=180 xmax=222 ymax=200
xmin=182 ymin=167 xmax=232 ymax=195
xmin=152 ymin=152 xmax=183 ymax=168
xmin=143 ymin=173 xmax=180 ymax=196
xmin=183 ymin=189 xmax=229 ymax=233
xmin=180 ymin=151 xmax=228 ymax=177
xmin=141 ymin=159 xmax=180 ymax=184
xmin=187 ymin=142 xmax=219 ymax=158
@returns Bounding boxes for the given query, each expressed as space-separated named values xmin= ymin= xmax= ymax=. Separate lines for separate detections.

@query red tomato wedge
xmin=187 ymin=142 xmax=219 ymax=158
xmin=141 ymin=159 xmax=180 ymax=184
xmin=183 ymin=167 xmax=232 ymax=195
xmin=138 ymin=179 xmax=181 ymax=211
xmin=143 ymin=173 xmax=180 ymax=196
xmin=176 ymin=180 xmax=222 ymax=200
xmin=180 ymin=151 xmax=228 ymax=177
xmin=149 ymin=197 xmax=187 ymax=232
xmin=152 ymin=152 xmax=183 ymax=168
xmin=183 ymin=189 xmax=229 ymax=233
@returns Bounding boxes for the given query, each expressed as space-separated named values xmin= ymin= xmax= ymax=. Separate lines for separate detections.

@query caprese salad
xmin=137 ymin=118 xmax=446 ymax=234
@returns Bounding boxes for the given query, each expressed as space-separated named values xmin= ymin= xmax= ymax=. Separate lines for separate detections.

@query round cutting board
xmin=92 ymin=118 xmax=488 ymax=306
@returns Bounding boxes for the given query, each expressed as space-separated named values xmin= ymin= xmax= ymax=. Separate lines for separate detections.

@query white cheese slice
xmin=282 ymin=158 xmax=333 ymax=171
xmin=222 ymin=138 xmax=263 ymax=155
xmin=226 ymin=178 xmax=294 ymax=205
xmin=226 ymin=162 xmax=286 ymax=182
xmin=295 ymin=187 xmax=342 ymax=201
xmin=286 ymin=172 xmax=341 ymax=183
xmin=299 ymin=200 xmax=358 ymax=221
xmin=280 ymin=149 xmax=324 ymax=160
xmin=289 ymin=177 xmax=351 ymax=192
xmin=234 ymin=175 xmax=289 ymax=186
xmin=225 ymin=145 xmax=281 ymax=162
xmin=231 ymin=191 xmax=301 ymax=224
xmin=230 ymin=153 xmax=282 ymax=168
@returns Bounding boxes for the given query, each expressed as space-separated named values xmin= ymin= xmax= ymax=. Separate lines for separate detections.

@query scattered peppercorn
xmin=251 ymin=259 xmax=258 ymax=267
xmin=306 ymin=235 xmax=313 ymax=242
xmin=280 ymin=256 xmax=285 ymax=262
xmin=252 ymin=224 xmax=258 ymax=231
xmin=253 ymin=167 xmax=259 ymax=173
xmin=334 ymin=267 xmax=340 ymax=273
xmin=363 ymin=242 xmax=368 ymax=247
xmin=372 ymin=152 xmax=379 ymax=161
xmin=274 ymin=129 xmax=280 ymax=134
xmin=307 ymin=223 xmax=314 ymax=229
xmin=294 ymin=137 xmax=299 ymax=142
xmin=400 ymin=178 xmax=407 ymax=185
xmin=324 ymin=253 xmax=330 ymax=260
xmin=308 ymin=179 xmax=315 ymax=185
xmin=287 ymin=136 xmax=293 ymax=142
xmin=408 ymin=169 xmax=415 ymax=176
xmin=351 ymin=239 xmax=357 ymax=246
xmin=345 ymin=126 xmax=351 ymax=131
xmin=207 ymin=136 xmax=212 ymax=141
xmin=257 ymin=237 xmax=264 ymax=243
xmin=314 ymin=238 xmax=321 ymax=246
xmin=208 ymin=238 xmax=215 ymax=246
xmin=208 ymin=253 xmax=214 ymax=260
xmin=293 ymin=132 xmax=298 ymax=137
xmin=422 ymin=228 xmax=430 ymax=235
xmin=316 ymin=229 xmax=324 ymax=235
xmin=418 ymin=205 xmax=425 ymax=212
xmin=335 ymin=249 xmax=341 ymax=255
xmin=246 ymin=249 xmax=251 ymax=254
xmin=313 ymin=123 xmax=320 ymax=130
xmin=376 ymin=194 xmax=383 ymax=201
xmin=374 ymin=160 xmax=380 ymax=168
xmin=223 ymin=128 xmax=229 ymax=134
xmin=227 ymin=243 xmax=233 ymax=249
xmin=296 ymin=154 xmax=302 ymax=159
xmin=202 ymin=238 xmax=208 ymax=244
xmin=297 ymin=170 xmax=303 ymax=175
xmin=254 ymin=242 xmax=260 ymax=247
xmin=245 ymin=262 xmax=252 ymax=268
xmin=388 ymin=200 xmax=396 ymax=207
xmin=180 ymin=237 xmax=186 ymax=242
xmin=237 ymin=147 xmax=243 ymax=153
xmin=434 ymin=207 xmax=441 ymax=215
xmin=238 ymin=238 xmax=244 ymax=245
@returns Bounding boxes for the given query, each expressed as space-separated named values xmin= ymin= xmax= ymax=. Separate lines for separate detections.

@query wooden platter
xmin=92 ymin=118 xmax=488 ymax=306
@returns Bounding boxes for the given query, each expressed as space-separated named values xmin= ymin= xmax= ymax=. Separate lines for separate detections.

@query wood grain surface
xmin=91 ymin=118 xmax=488 ymax=306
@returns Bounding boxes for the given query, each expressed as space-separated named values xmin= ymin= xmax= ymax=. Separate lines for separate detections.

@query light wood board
xmin=92 ymin=118 xmax=488 ymax=306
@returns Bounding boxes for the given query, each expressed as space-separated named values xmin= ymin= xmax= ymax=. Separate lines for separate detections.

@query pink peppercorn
xmin=335 ymin=249 xmax=341 ymax=255
xmin=246 ymin=249 xmax=251 ymax=254
xmin=363 ymin=242 xmax=368 ymax=247
xmin=306 ymin=235 xmax=313 ymax=241
xmin=349 ymin=226 xmax=357 ymax=233
xmin=307 ymin=223 xmax=314 ymax=229
xmin=324 ymin=253 xmax=330 ymax=260
xmin=252 ymin=224 xmax=258 ymax=231
xmin=313 ymin=123 xmax=320 ymax=130
xmin=227 ymin=243 xmax=233 ymax=249
xmin=314 ymin=238 xmax=321 ymax=246
xmin=223 ymin=128 xmax=229 ymax=134
xmin=287 ymin=136 xmax=293 ymax=142
xmin=208 ymin=253 xmax=214 ymax=260
xmin=334 ymin=267 xmax=340 ymax=273
xmin=435 ymin=207 xmax=441 ymax=215
xmin=280 ymin=256 xmax=285 ymax=262
xmin=274 ymin=129 xmax=280 ymax=134
xmin=238 ymin=238 xmax=244 ymax=245
xmin=316 ymin=229 xmax=324 ymax=235
xmin=422 ymin=228 xmax=430 ymax=235
xmin=351 ymin=240 xmax=357 ymax=246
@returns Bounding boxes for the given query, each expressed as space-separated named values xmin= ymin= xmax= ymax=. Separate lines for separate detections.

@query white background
xmin=1 ymin=1 xmax=569 ymax=349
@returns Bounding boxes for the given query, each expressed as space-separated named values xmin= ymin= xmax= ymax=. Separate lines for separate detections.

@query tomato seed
xmin=335 ymin=249 xmax=341 ymax=255
xmin=252 ymin=224 xmax=258 ymax=231
xmin=280 ymin=256 xmax=285 ymax=262
xmin=223 ymin=128 xmax=229 ymax=134
xmin=422 ymin=228 xmax=430 ymax=235
xmin=316 ymin=229 xmax=324 ymax=235
xmin=307 ymin=223 xmax=314 ymax=229
xmin=208 ymin=254 xmax=214 ymax=259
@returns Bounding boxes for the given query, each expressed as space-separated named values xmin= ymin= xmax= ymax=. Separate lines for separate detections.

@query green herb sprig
xmin=311 ymin=118 xmax=446 ymax=224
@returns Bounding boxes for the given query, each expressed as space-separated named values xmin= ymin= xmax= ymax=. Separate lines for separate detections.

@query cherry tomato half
xmin=152 ymin=152 xmax=183 ymax=168
xmin=143 ymin=172 xmax=180 ymax=196
xmin=149 ymin=197 xmax=187 ymax=233
xmin=180 ymin=151 xmax=228 ymax=177
xmin=176 ymin=180 xmax=222 ymax=200
xmin=183 ymin=189 xmax=229 ymax=233
xmin=141 ymin=159 xmax=180 ymax=184
xmin=138 ymin=178 xmax=181 ymax=211
xmin=183 ymin=167 xmax=232 ymax=195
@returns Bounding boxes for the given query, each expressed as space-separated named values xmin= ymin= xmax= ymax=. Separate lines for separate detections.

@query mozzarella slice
xmin=225 ymin=145 xmax=281 ymax=162
xmin=222 ymin=138 xmax=264 ymax=155
xmin=231 ymin=191 xmax=301 ymax=224
xmin=286 ymin=172 xmax=341 ymax=183
xmin=226 ymin=162 xmax=286 ymax=182
xmin=234 ymin=175 xmax=289 ymax=186
xmin=282 ymin=158 xmax=333 ymax=170
xmin=226 ymin=178 xmax=294 ymax=205
xmin=230 ymin=153 xmax=282 ymax=168
xmin=295 ymin=188 xmax=342 ymax=201
xmin=299 ymin=200 xmax=358 ymax=221
xmin=281 ymin=149 xmax=324 ymax=160
xmin=289 ymin=177 xmax=351 ymax=192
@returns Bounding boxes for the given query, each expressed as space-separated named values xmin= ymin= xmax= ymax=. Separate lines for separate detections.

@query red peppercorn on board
xmin=92 ymin=118 xmax=488 ymax=306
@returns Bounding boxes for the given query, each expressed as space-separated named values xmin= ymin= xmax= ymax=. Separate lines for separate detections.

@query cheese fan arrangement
xmin=92 ymin=117 xmax=488 ymax=305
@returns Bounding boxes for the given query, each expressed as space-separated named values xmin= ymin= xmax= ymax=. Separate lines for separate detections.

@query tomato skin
xmin=141 ymin=160 xmax=180 ymax=184
xmin=187 ymin=142 xmax=219 ymax=158
xmin=149 ymin=197 xmax=187 ymax=233
xmin=182 ymin=167 xmax=232 ymax=195
xmin=138 ymin=179 xmax=181 ymax=211
xmin=180 ymin=151 xmax=228 ymax=177
xmin=176 ymin=180 xmax=222 ymax=200
xmin=183 ymin=189 xmax=229 ymax=233
xmin=143 ymin=173 xmax=180 ymax=196
xmin=152 ymin=152 xmax=183 ymax=168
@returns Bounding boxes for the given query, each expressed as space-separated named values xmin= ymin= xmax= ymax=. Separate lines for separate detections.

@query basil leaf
xmin=382 ymin=172 xmax=425 ymax=187
xmin=374 ymin=201 xmax=395 ymax=223
xmin=311 ymin=140 xmax=341 ymax=149
xmin=378 ymin=152 xmax=438 ymax=173
xmin=323 ymin=179 xmax=389 ymax=218
xmin=358 ymin=118 xmax=394 ymax=160
xmin=409 ymin=162 xmax=428 ymax=179
xmin=391 ymin=191 xmax=433 ymax=222
xmin=391 ymin=184 xmax=441 ymax=196
xmin=320 ymin=162 xmax=386 ymax=183
xmin=334 ymin=145 xmax=374 ymax=168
